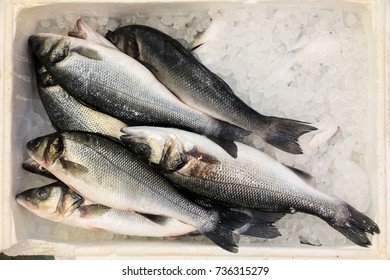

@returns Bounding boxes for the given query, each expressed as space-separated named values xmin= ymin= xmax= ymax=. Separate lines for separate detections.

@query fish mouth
xmin=15 ymin=193 xmax=27 ymax=206
xmin=15 ymin=193 xmax=37 ymax=211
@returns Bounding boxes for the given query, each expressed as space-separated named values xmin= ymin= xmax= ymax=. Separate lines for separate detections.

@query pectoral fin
xmin=138 ymin=213 xmax=169 ymax=225
xmin=72 ymin=46 xmax=102 ymax=60
xmin=60 ymin=158 xmax=88 ymax=175
xmin=187 ymin=147 xmax=220 ymax=164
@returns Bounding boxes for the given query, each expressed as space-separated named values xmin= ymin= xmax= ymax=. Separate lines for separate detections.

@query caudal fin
xmin=327 ymin=203 xmax=380 ymax=247
xmin=262 ymin=117 xmax=317 ymax=154
xmin=201 ymin=208 xmax=251 ymax=253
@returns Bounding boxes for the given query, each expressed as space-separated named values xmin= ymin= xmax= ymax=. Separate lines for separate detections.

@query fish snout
xmin=29 ymin=35 xmax=45 ymax=55
xmin=29 ymin=33 xmax=69 ymax=63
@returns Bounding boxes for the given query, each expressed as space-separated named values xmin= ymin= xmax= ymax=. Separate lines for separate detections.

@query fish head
xmin=106 ymin=27 xmax=139 ymax=58
xmin=121 ymin=127 xmax=187 ymax=171
xmin=15 ymin=182 xmax=83 ymax=222
xmin=26 ymin=133 xmax=64 ymax=169
xmin=29 ymin=33 xmax=71 ymax=65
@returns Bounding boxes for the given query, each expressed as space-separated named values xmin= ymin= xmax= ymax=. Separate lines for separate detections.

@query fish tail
xmin=326 ymin=202 xmax=380 ymax=247
xmin=201 ymin=208 xmax=251 ymax=253
xmin=261 ymin=117 xmax=317 ymax=154
xmin=209 ymin=121 xmax=251 ymax=158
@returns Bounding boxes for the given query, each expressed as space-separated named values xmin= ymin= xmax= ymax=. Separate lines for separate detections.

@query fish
xmin=121 ymin=126 xmax=380 ymax=247
xmin=29 ymin=33 xmax=251 ymax=158
xmin=21 ymin=158 xmax=283 ymax=240
xmin=16 ymin=182 xmax=283 ymax=239
xmin=16 ymin=182 xmax=197 ymax=237
xmin=26 ymin=130 xmax=255 ymax=253
xmin=33 ymin=55 xmax=126 ymax=138
xmin=106 ymin=25 xmax=317 ymax=154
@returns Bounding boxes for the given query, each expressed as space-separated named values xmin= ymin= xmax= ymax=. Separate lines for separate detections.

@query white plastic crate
xmin=0 ymin=0 xmax=388 ymax=259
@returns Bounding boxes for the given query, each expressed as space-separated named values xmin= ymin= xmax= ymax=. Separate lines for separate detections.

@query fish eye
xmin=30 ymin=40 xmax=43 ymax=54
xmin=38 ymin=165 xmax=46 ymax=172
xmin=35 ymin=188 xmax=49 ymax=200
xmin=32 ymin=138 xmax=41 ymax=148
xmin=50 ymin=46 xmax=69 ymax=63
xmin=135 ymin=143 xmax=151 ymax=158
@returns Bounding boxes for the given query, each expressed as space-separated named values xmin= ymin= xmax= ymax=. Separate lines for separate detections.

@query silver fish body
xmin=33 ymin=56 xmax=126 ymax=138
xmin=26 ymin=131 xmax=252 ymax=252
xmin=29 ymin=33 xmax=250 ymax=157
xmin=16 ymin=182 xmax=197 ymax=237
xmin=121 ymin=126 xmax=380 ymax=247
xmin=106 ymin=25 xmax=317 ymax=154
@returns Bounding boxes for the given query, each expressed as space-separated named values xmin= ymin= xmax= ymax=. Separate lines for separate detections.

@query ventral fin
xmin=138 ymin=213 xmax=169 ymax=225
xmin=207 ymin=136 xmax=238 ymax=158
xmin=73 ymin=46 xmax=102 ymax=60
xmin=283 ymin=164 xmax=313 ymax=182
xmin=187 ymin=147 xmax=220 ymax=164
xmin=60 ymin=158 xmax=88 ymax=175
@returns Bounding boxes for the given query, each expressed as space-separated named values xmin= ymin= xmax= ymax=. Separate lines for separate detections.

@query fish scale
xmin=26 ymin=131 xmax=252 ymax=253
xmin=169 ymin=157 xmax=337 ymax=217
xmin=15 ymin=182 xmax=198 ymax=237
xmin=107 ymin=25 xmax=317 ymax=154
xmin=29 ymin=33 xmax=250 ymax=157
xmin=121 ymin=126 xmax=380 ymax=247
xmin=33 ymin=57 xmax=126 ymax=138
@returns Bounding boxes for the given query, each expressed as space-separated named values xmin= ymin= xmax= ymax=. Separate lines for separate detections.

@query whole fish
xmin=33 ymin=56 xmax=126 ymax=138
xmin=26 ymin=130 xmax=254 ymax=253
xmin=16 ymin=182 xmax=197 ymax=237
xmin=106 ymin=25 xmax=317 ymax=154
xmin=16 ymin=182 xmax=282 ymax=239
xmin=21 ymin=158 xmax=283 ymax=240
xmin=29 ymin=33 xmax=250 ymax=157
xmin=121 ymin=126 xmax=380 ymax=247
